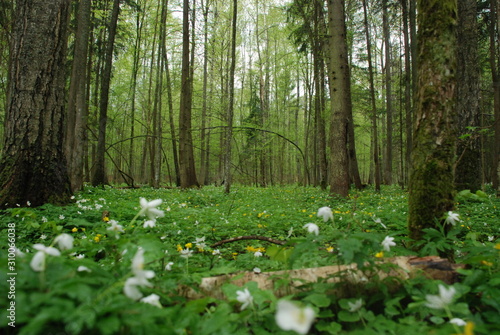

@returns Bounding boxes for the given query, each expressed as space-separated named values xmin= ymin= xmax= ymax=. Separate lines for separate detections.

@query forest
xmin=0 ymin=0 xmax=497 ymax=197
xmin=0 ymin=0 xmax=500 ymax=334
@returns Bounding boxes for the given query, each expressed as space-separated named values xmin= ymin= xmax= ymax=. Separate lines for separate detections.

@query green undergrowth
xmin=1 ymin=184 xmax=499 ymax=334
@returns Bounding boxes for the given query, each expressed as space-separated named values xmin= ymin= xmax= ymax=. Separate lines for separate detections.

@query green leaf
xmin=338 ymin=310 xmax=360 ymax=322
xmin=97 ymin=316 xmax=121 ymax=335
xmin=304 ymin=293 xmax=331 ymax=307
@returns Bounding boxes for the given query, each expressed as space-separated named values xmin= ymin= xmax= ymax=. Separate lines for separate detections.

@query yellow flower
xmin=481 ymin=260 xmax=493 ymax=267
xmin=94 ymin=236 xmax=100 ymax=243
xmin=176 ymin=244 xmax=183 ymax=252
xmin=454 ymin=321 xmax=475 ymax=335
xmin=185 ymin=243 xmax=193 ymax=249
xmin=103 ymin=216 xmax=110 ymax=222
xmin=494 ymin=243 xmax=500 ymax=250
xmin=301 ymin=209 xmax=306 ymax=213
xmin=326 ymin=246 xmax=334 ymax=253
xmin=81 ymin=228 xmax=86 ymax=232
xmin=375 ymin=251 xmax=384 ymax=258
xmin=72 ymin=227 xmax=78 ymax=233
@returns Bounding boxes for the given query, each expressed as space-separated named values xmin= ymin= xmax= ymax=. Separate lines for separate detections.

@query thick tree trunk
xmin=492 ymin=0 xmax=500 ymax=195
xmin=362 ymin=0 xmax=381 ymax=192
xmin=0 ymin=0 xmax=72 ymax=208
xmin=223 ymin=0 xmax=238 ymax=193
xmin=401 ymin=0 xmax=412 ymax=187
xmin=65 ymin=0 xmax=91 ymax=193
xmin=326 ymin=0 xmax=350 ymax=197
xmin=92 ymin=0 xmax=121 ymax=186
xmin=178 ymin=0 xmax=199 ymax=188
xmin=455 ymin=0 xmax=481 ymax=192
xmin=408 ymin=0 xmax=457 ymax=242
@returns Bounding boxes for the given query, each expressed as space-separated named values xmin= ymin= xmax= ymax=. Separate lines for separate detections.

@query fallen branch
xmin=179 ymin=256 xmax=464 ymax=300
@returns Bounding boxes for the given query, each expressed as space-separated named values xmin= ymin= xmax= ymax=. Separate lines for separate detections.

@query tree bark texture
xmin=408 ymin=0 xmax=457 ymax=241
xmin=362 ymin=0 xmax=381 ymax=192
xmin=181 ymin=256 xmax=464 ymax=300
xmin=223 ymin=0 xmax=238 ymax=193
xmin=178 ymin=0 xmax=199 ymax=188
xmin=455 ymin=0 xmax=481 ymax=192
xmin=0 ymin=0 xmax=72 ymax=208
xmin=92 ymin=0 xmax=121 ymax=186
xmin=326 ymin=0 xmax=350 ymax=197
xmin=65 ymin=0 xmax=91 ymax=192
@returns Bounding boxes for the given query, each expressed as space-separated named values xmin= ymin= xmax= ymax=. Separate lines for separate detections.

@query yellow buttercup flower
xmin=185 ymin=243 xmax=193 ymax=249
xmin=176 ymin=244 xmax=183 ymax=252
xmin=72 ymin=227 xmax=78 ymax=233
xmin=481 ymin=260 xmax=493 ymax=267
xmin=94 ymin=236 xmax=100 ymax=243
xmin=326 ymin=246 xmax=334 ymax=253
xmin=494 ymin=243 xmax=500 ymax=250
xmin=375 ymin=251 xmax=384 ymax=258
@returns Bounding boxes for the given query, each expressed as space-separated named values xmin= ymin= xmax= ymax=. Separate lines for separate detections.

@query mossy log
xmin=180 ymin=256 xmax=464 ymax=300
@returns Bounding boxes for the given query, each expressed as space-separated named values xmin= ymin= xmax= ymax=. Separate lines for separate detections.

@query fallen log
xmin=180 ymin=256 xmax=464 ymax=300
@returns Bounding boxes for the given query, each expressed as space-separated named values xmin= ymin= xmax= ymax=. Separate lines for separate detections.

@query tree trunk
xmin=0 ymin=0 xmax=72 ymax=208
xmin=223 ymin=0 xmax=238 ymax=193
xmin=178 ymin=0 xmax=199 ymax=188
xmin=92 ymin=0 xmax=121 ymax=186
xmin=401 ymin=0 xmax=412 ymax=187
xmin=326 ymin=0 xmax=350 ymax=197
xmin=362 ymin=0 xmax=381 ymax=192
xmin=455 ymin=0 xmax=481 ymax=192
xmin=408 ymin=0 xmax=457 ymax=242
xmin=383 ymin=0 xmax=393 ymax=185
xmin=65 ymin=0 xmax=91 ymax=192
xmin=491 ymin=0 xmax=500 ymax=195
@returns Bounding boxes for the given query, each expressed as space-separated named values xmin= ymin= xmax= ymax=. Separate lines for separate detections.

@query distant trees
xmin=0 ymin=0 xmax=72 ymax=207
xmin=1 ymin=0 xmax=500 ymax=209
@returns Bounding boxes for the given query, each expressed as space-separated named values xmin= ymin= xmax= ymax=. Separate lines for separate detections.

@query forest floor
xmin=1 ymin=184 xmax=499 ymax=334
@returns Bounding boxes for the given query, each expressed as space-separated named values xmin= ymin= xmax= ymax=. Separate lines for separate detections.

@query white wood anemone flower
xmin=236 ymin=288 xmax=253 ymax=311
xmin=444 ymin=211 xmax=461 ymax=226
xmin=303 ymin=223 xmax=319 ymax=236
xmin=54 ymin=233 xmax=74 ymax=250
xmin=30 ymin=244 xmax=61 ymax=272
xmin=381 ymin=236 xmax=396 ymax=252
xmin=425 ymin=284 xmax=456 ymax=310
xmin=123 ymin=247 xmax=155 ymax=300
xmin=317 ymin=206 xmax=333 ymax=222
xmin=275 ymin=300 xmax=315 ymax=335
xmin=139 ymin=198 xmax=165 ymax=220
xmin=140 ymin=293 xmax=163 ymax=308
xmin=347 ymin=298 xmax=363 ymax=312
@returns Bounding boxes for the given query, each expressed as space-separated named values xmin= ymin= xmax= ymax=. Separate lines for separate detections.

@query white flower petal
xmin=275 ymin=300 xmax=315 ymax=335
xmin=140 ymin=293 xmax=162 ymax=308
xmin=317 ymin=207 xmax=333 ymax=222
xmin=30 ymin=251 xmax=46 ymax=272
xmin=55 ymin=233 xmax=74 ymax=250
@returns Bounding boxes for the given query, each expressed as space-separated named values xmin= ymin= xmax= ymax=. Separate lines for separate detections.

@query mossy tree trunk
xmin=408 ymin=0 xmax=457 ymax=242
xmin=0 ymin=0 xmax=72 ymax=208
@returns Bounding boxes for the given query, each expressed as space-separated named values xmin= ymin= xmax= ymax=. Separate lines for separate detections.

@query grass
xmin=1 ymin=184 xmax=499 ymax=334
